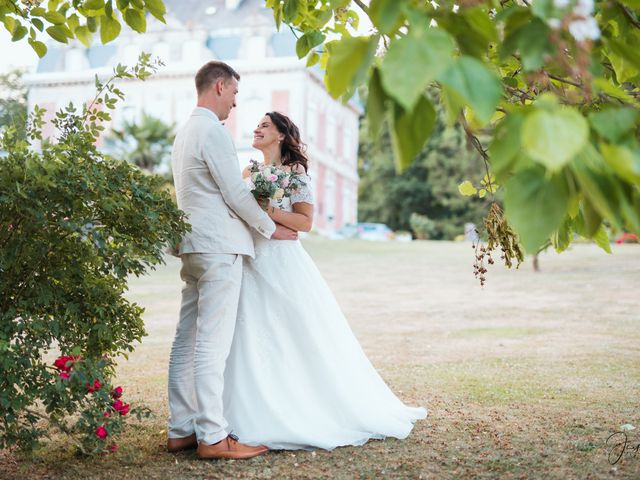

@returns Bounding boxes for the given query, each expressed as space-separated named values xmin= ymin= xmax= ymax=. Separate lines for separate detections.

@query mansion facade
xmin=24 ymin=0 xmax=360 ymax=234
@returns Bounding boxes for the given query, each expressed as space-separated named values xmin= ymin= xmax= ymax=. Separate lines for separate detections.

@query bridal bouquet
xmin=247 ymin=159 xmax=306 ymax=204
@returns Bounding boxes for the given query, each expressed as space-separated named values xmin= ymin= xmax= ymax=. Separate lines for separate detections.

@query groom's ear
xmin=214 ymin=78 xmax=224 ymax=96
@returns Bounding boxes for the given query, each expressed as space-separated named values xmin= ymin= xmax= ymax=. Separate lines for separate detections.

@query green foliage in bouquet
xmin=0 ymin=54 xmax=189 ymax=452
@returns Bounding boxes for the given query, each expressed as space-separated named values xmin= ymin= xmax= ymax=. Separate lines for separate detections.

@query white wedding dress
xmin=223 ymin=177 xmax=426 ymax=450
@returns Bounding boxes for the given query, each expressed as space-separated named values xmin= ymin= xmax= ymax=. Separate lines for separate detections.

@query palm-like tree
xmin=109 ymin=112 xmax=175 ymax=173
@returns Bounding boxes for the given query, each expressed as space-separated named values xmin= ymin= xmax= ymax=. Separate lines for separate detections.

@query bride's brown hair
xmin=266 ymin=111 xmax=309 ymax=173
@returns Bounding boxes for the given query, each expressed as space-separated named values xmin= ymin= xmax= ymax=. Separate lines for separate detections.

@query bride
xmin=223 ymin=111 xmax=426 ymax=450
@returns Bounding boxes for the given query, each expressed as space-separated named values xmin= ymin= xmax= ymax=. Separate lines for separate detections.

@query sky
xmin=0 ymin=28 xmax=40 ymax=73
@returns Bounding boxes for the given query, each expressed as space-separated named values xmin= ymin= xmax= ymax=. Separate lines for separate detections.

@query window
xmin=307 ymin=103 xmax=317 ymax=142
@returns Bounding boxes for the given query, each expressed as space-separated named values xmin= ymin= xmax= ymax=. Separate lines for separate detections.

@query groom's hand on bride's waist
xmin=271 ymin=223 xmax=298 ymax=240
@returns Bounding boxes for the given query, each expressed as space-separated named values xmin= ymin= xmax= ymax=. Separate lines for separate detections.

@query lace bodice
xmin=289 ymin=174 xmax=314 ymax=206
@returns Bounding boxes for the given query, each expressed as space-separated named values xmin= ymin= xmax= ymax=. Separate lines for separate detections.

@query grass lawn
xmin=3 ymin=238 xmax=639 ymax=479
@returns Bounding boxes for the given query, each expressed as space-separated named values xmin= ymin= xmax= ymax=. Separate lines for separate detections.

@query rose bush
xmin=0 ymin=54 xmax=189 ymax=453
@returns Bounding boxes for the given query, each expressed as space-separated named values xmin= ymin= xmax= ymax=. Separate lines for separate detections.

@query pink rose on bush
xmin=95 ymin=425 xmax=108 ymax=439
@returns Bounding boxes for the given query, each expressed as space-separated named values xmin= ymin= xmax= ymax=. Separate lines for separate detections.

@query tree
xmin=0 ymin=56 xmax=189 ymax=452
xmin=0 ymin=0 xmax=166 ymax=58
xmin=266 ymin=0 xmax=640 ymax=269
xmin=107 ymin=112 xmax=175 ymax=173
xmin=0 ymin=68 xmax=27 ymax=139
xmin=358 ymin=101 xmax=489 ymax=239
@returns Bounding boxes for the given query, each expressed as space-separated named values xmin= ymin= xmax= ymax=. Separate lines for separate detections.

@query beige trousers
xmin=167 ymin=253 xmax=243 ymax=445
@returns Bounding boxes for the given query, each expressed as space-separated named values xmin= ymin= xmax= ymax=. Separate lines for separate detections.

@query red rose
xmin=95 ymin=425 xmax=108 ymax=439
xmin=107 ymin=444 xmax=118 ymax=453
xmin=53 ymin=355 xmax=79 ymax=372
xmin=103 ymin=411 xmax=110 ymax=418
xmin=59 ymin=371 xmax=70 ymax=380
xmin=87 ymin=379 xmax=102 ymax=393
xmin=112 ymin=399 xmax=129 ymax=416
xmin=112 ymin=386 xmax=123 ymax=398
xmin=118 ymin=403 xmax=130 ymax=416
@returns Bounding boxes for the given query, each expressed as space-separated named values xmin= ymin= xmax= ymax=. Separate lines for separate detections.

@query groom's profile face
xmin=217 ymin=77 xmax=239 ymax=121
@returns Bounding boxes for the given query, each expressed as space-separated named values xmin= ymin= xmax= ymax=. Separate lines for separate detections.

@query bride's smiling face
xmin=252 ymin=115 xmax=284 ymax=150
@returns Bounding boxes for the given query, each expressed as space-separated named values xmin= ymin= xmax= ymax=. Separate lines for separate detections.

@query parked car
xmin=333 ymin=223 xmax=394 ymax=241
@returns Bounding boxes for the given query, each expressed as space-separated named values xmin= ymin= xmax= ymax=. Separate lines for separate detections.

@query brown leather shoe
xmin=197 ymin=434 xmax=269 ymax=460
xmin=167 ymin=433 xmax=198 ymax=453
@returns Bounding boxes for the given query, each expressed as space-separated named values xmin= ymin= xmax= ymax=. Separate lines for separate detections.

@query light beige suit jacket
xmin=172 ymin=107 xmax=275 ymax=257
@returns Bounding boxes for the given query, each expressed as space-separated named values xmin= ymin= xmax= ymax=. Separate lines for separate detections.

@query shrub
xmin=0 ymin=55 xmax=189 ymax=453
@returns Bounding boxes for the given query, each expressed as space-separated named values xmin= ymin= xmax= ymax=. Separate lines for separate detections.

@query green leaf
xmin=458 ymin=180 xmax=478 ymax=196
xmin=592 ymin=77 xmax=636 ymax=105
xmin=124 ymin=7 xmax=146 ymax=33
xmin=295 ymin=30 xmax=324 ymax=59
xmin=582 ymin=198 xmax=602 ymax=237
xmin=3 ymin=16 xmax=17 ymax=34
xmin=437 ymin=56 xmax=502 ymax=125
xmin=100 ymin=14 xmax=121 ymax=43
xmin=600 ymin=143 xmax=640 ymax=184
xmin=76 ymin=25 xmax=93 ymax=47
xmin=571 ymin=146 xmax=624 ymax=230
xmin=440 ymin=85 xmax=464 ymax=126
xmin=84 ymin=0 xmax=106 ymax=9
xmin=369 ymin=0 xmax=404 ymax=35
xmin=489 ymin=111 xmax=525 ymax=181
xmin=531 ymin=0 xmax=553 ymax=20
xmin=283 ymin=0 xmax=301 ymax=22
xmin=325 ymin=36 xmax=378 ymax=99
xmin=11 ymin=25 xmax=27 ymax=41
xmin=144 ymin=0 xmax=166 ymax=22
xmin=462 ymin=7 xmax=498 ymax=43
xmin=521 ymin=107 xmax=589 ymax=172
xmin=605 ymin=37 xmax=640 ymax=83
xmin=44 ymin=11 xmax=66 ymax=24
xmin=501 ymin=19 xmax=554 ymax=71
xmin=28 ymin=38 xmax=47 ymax=57
xmin=588 ymin=108 xmax=638 ymax=143
xmin=366 ymin=68 xmax=387 ymax=138
xmin=389 ymin=95 xmax=437 ymax=172
xmin=380 ymin=29 xmax=455 ymax=111
xmin=306 ymin=51 xmax=320 ymax=67
xmin=591 ymin=224 xmax=612 ymax=253
xmin=504 ymin=167 xmax=570 ymax=253
xmin=551 ymin=216 xmax=574 ymax=253
xmin=46 ymin=25 xmax=70 ymax=43
xmin=31 ymin=18 xmax=45 ymax=31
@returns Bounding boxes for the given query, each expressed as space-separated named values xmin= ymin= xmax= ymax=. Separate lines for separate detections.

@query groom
xmin=167 ymin=61 xmax=297 ymax=459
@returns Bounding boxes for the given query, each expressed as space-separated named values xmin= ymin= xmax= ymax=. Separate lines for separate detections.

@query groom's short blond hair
xmin=195 ymin=61 xmax=240 ymax=96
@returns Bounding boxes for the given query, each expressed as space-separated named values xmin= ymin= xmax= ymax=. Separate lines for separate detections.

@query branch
xmin=459 ymin=113 xmax=495 ymax=197
xmin=544 ymin=71 xmax=582 ymax=88
xmin=618 ymin=3 xmax=640 ymax=29
xmin=353 ymin=0 xmax=369 ymax=15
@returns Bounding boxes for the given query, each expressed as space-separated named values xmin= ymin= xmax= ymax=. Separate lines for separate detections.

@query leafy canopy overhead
xmin=0 ymin=0 xmax=166 ymax=58
xmin=267 ymin=0 xmax=640 ymax=255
